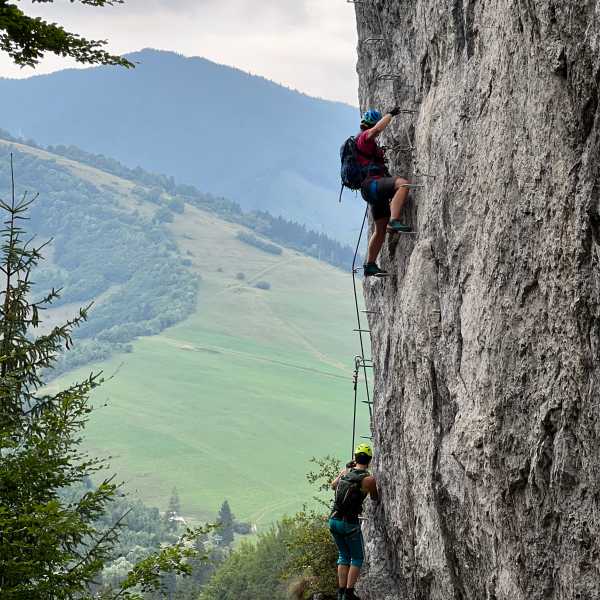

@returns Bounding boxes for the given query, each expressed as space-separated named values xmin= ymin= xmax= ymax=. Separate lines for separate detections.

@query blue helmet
xmin=361 ymin=109 xmax=382 ymax=127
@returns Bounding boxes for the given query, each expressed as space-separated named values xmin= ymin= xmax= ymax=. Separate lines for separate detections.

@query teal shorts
xmin=328 ymin=517 xmax=364 ymax=567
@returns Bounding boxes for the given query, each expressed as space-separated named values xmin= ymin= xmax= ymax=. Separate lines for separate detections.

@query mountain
xmin=0 ymin=137 xmax=367 ymax=524
xmin=0 ymin=49 xmax=363 ymax=243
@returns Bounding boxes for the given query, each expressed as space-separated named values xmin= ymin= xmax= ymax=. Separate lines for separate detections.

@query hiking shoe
xmin=346 ymin=589 xmax=361 ymax=600
xmin=337 ymin=588 xmax=347 ymax=600
xmin=387 ymin=219 xmax=412 ymax=233
xmin=363 ymin=263 xmax=388 ymax=277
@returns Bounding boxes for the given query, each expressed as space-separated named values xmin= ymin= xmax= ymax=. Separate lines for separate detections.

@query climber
xmin=329 ymin=443 xmax=379 ymax=600
xmin=357 ymin=107 xmax=411 ymax=277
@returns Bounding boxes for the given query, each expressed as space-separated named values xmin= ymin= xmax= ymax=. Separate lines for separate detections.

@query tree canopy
xmin=0 ymin=0 xmax=132 ymax=68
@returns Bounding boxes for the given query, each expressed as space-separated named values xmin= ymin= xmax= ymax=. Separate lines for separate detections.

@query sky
xmin=0 ymin=0 xmax=360 ymax=106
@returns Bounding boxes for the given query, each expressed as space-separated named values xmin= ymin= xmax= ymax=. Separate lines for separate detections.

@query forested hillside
xmin=0 ymin=49 xmax=362 ymax=242
xmin=0 ymin=137 xmax=361 ymax=523
xmin=0 ymin=136 xmax=354 ymax=375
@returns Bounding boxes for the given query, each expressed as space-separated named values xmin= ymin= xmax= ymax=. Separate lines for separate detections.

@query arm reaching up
xmin=364 ymin=107 xmax=401 ymax=140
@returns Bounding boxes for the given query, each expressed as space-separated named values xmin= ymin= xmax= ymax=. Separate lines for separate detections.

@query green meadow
xmin=53 ymin=198 xmax=371 ymax=527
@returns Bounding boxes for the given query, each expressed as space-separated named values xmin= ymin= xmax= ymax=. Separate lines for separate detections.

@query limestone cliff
xmin=353 ymin=2 xmax=600 ymax=598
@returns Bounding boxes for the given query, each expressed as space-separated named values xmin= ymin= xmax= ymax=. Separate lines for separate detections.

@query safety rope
xmin=346 ymin=0 xmax=425 ymax=459
xmin=350 ymin=207 xmax=373 ymax=455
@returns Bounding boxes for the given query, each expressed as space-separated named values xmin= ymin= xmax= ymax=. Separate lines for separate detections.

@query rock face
xmin=353 ymin=2 xmax=600 ymax=598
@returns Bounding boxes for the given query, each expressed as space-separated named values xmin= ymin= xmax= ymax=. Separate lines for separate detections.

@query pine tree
xmin=216 ymin=500 xmax=235 ymax=547
xmin=164 ymin=486 xmax=181 ymax=532
xmin=0 ymin=157 xmax=205 ymax=599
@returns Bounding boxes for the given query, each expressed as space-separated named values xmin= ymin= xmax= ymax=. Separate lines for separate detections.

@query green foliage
xmin=201 ymin=458 xmax=342 ymax=600
xmin=216 ymin=500 xmax=234 ymax=547
xmin=163 ymin=487 xmax=181 ymax=532
xmin=236 ymin=231 xmax=283 ymax=256
xmin=200 ymin=514 xmax=338 ymax=600
xmin=0 ymin=161 xmax=208 ymax=599
xmin=200 ymin=526 xmax=290 ymax=600
xmin=0 ymin=0 xmax=132 ymax=68
xmin=0 ymin=165 xmax=115 ymax=598
xmin=111 ymin=527 xmax=208 ymax=599
xmin=306 ymin=455 xmax=342 ymax=508
xmin=283 ymin=512 xmax=338 ymax=598
xmin=254 ymin=280 xmax=271 ymax=290
xmin=0 ymin=146 xmax=198 ymax=376
xmin=154 ymin=206 xmax=174 ymax=223
xmin=167 ymin=196 xmax=185 ymax=214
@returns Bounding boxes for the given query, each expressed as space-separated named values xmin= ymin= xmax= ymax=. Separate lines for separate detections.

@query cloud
xmin=0 ymin=0 xmax=359 ymax=104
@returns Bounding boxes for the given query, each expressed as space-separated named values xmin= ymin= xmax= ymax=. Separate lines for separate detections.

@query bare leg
xmin=347 ymin=565 xmax=361 ymax=588
xmin=366 ymin=218 xmax=388 ymax=263
xmin=390 ymin=177 xmax=410 ymax=221
xmin=338 ymin=565 xmax=350 ymax=587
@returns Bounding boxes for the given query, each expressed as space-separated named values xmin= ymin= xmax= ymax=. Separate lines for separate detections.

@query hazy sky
xmin=0 ymin=0 xmax=360 ymax=105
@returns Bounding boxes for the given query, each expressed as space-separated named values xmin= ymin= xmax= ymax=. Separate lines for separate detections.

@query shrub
xmin=154 ymin=206 xmax=174 ymax=223
xmin=255 ymin=281 xmax=271 ymax=290
xmin=168 ymin=196 xmax=185 ymax=214
xmin=236 ymin=231 xmax=282 ymax=255
xmin=235 ymin=272 xmax=246 ymax=281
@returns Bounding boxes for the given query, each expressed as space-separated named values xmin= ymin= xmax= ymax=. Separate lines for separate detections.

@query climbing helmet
xmin=361 ymin=109 xmax=382 ymax=127
xmin=355 ymin=442 xmax=373 ymax=457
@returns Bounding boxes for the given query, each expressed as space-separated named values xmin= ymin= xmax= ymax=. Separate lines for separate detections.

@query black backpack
xmin=332 ymin=469 xmax=369 ymax=519
xmin=338 ymin=136 xmax=373 ymax=202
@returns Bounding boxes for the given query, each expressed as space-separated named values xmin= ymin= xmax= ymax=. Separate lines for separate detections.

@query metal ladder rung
xmin=354 ymin=329 xmax=371 ymax=333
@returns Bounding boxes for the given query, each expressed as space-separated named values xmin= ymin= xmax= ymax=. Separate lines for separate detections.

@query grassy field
xmin=50 ymin=195 xmax=371 ymax=527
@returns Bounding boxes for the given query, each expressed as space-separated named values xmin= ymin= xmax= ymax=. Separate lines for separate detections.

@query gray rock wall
xmin=353 ymin=2 xmax=600 ymax=598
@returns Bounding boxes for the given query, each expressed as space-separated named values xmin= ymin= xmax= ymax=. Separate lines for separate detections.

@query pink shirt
xmin=356 ymin=131 xmax=386 ymax=177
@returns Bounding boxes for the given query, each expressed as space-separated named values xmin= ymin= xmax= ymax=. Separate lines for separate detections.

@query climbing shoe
xmin=363 ymin=263 xmax=389 ymax=277
xmin=387 ymin=219 xmax=412 ymax=233
xmin=337 ymin=588 xmax=347 ymax=600
xmin=345 ymin=589 xmax=361 ymax=600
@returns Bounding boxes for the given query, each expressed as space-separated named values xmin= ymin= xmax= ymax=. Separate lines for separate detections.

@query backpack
xmin=338 ymin=136 xmax=372 ymax=201
xmin=332 ymin=469 xmax=369 ymax=519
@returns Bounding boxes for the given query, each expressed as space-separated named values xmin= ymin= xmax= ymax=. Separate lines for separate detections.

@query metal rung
xmin=362 ymin=400 xmax=374 ymax=405
xmin=354 ymin=329 xmax=371 ymax=333
xmin=362 ymin=37 xmax=386 ymax=43
xmin=400 ymin=183 xmax=426 ymax=189
xmin=360 ymin=435 xmax=373 ymax=440
xmin=361 ymin=310 xmax=381 ymax=314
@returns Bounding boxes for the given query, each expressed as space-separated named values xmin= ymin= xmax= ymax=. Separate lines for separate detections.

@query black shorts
xmin=360 ymin=177 xmax=397 ymax=221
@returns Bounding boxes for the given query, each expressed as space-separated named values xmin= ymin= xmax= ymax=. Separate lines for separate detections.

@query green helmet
xmin=355 ymin=443 xmax=373 ymax=457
